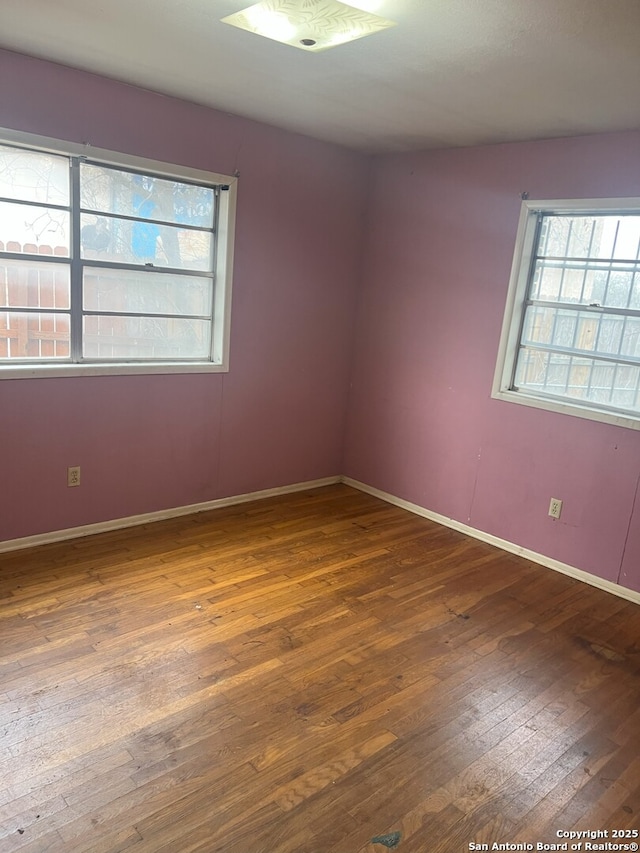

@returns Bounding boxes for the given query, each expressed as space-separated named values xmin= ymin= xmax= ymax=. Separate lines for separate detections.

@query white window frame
xmin=0 ymin=128 xmax=237 ymax=378
xmin=492 ymin=196 xmax=640 ymax=431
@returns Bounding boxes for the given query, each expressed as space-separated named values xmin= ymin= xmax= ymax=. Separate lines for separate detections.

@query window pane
xmin=0 ymin=201 xmax=70 ymax=256
xmin=80 ymin=164 xmax=215 ymax=227
xmin=0 ymin=311 xmax=70 ymax=359
xmin=0 ymin=145 xmax=69 ymax=206
xmin=597 ymin=216 xmax=640 ymax=261
xmin=522 ymin=305 xmax=549 ymax=345
xmin=620 ymin=318 xmax=640 ymax=359
xmin=514 ymin=348 xmax=554 ymax=390
xmin=565 ymin=218 xmax=598 ymax=259
xmin=596 ymin=315 xmax=625 ymax=356
xmin=0 ymin=259 xmax=70 ymax=309
xmin=590 ymin=363 xmax=617 ymax=403
xmin=566 ymin=357 xmax=593 ymax=398
xmin=558 ymin=263 xmax=588 ymax=302
xmin=540 ymin=217 xmax=573 ymax=257
xmin=573 ymin=314 xmax=602 ymax=354
xmin=582 ymin=265 xmax=610 ymax=305
xmin=80 ymin=214 xmax=211 ymax=270
xmin=540 ymin=216 xmax=640 ymax=261
xmin=611 ymin=365 xmax=640 ymax=407
xmin=515 ymin=348 xmax=640 ymax=413
xmin=83 ymin=315 xmax=211 ymax=359
xmin=602 ymin=267 xmax=635 ymax=308
xmin=522 ymin=306 xmax=577 ymax=348
xmin=583 ymin=262 xmax=637 ymax=308
xmin=531 ymin=261 xmax=563 ymax=301
xmin=83 ymin=267 xmax=212 ymax=316
xmin=627 ymin=273 xmax=640 ymax=310
xmin=522 ymin=305 xmax=640 ymax=360
xmin=532 ymin=258 xmax=639 ymax=309
xmin=541 ymin=217 xmax=593 ymax=258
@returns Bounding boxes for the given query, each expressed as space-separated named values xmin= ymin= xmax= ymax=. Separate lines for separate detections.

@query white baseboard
xmin=0 ymin=476 xmax=341 ymax=554
xmin=3 ymin=473 xmax=638 ymax=607
xmin=342 ymin=476 xmax=640 ymax=606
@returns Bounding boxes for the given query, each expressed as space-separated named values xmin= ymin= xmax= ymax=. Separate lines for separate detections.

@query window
xmin=493 ymin=197 xmax=640 ymax=430
xmin=0 ymin=130 xmax=236 ymax=377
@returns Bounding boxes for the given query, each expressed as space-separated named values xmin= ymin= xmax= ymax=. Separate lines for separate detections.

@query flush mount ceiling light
xmin=220 ymin=0 xmax=396 ymax=52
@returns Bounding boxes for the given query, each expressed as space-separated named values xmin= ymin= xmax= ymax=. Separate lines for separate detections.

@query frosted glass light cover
xmin=221 ymin=0 xmax=396 ymax=52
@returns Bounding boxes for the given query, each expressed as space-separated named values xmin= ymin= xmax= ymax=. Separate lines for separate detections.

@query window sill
xmin=0 ymin=361 xmax=229 ymax=380
xmin=491 ymin=386 xmax=640 ymax=431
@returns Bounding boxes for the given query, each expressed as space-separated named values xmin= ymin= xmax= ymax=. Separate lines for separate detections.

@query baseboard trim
xmin=0 ymin=476 xmax=341 ymax=554
xmin=342 ymin=476 xmax=640 ymax=606
xmin=4 ymin=474 xmax=638 ymax=606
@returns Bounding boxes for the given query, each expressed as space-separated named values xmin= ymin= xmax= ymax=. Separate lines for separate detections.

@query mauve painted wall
xmin=0 ymin=49 xmax=368 ymax=540
xmin=344 ymin=131 xmax=640 ymax=594
xmin=2 ymin=51 xmax=639 ymax=600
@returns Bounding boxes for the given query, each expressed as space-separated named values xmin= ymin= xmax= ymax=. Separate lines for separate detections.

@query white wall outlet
xmin=548 ymin=497 xmax=562 ymax=519
xmin=67 ymin=466 xmax=81 ymax=487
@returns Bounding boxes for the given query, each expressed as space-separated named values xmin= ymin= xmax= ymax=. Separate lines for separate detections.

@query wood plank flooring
xmin=1 ymin=484 xmax=639 ymax=853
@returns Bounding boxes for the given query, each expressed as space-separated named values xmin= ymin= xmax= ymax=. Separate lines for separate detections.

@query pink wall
xmin=0 ymin=50 xmax=368 ymax=540
xmin=344 ymin=131 xmax=640 ymax=594
xmin=2 ymin=50 xmax=638 ymax=599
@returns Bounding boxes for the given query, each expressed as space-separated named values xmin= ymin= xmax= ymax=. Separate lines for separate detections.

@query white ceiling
xmin=1 ymin=0 xmax=639 ymax=153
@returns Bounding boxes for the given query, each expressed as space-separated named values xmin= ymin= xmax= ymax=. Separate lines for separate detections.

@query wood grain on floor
xmin=1 ymin=484 xmax=639 ymax=853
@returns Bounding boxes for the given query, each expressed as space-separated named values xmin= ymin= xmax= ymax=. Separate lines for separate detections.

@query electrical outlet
xmin=67 ymin=466 xmax=81 ymax=487
xmin=548 ymin=497 xmax=562 ymax=519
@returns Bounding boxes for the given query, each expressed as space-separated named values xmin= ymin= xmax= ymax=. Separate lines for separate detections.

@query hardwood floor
xmin=1 ymin=484 xmax=639 ymax=853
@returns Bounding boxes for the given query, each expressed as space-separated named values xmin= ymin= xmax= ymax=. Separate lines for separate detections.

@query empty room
xmin=1 ymin=2 xmax=640 ymax=851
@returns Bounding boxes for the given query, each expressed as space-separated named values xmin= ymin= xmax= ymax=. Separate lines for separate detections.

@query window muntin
xmin=0 ymin=133 xmax=235 ymax=375
xmin=493 ymin=199 xmax=640 ymax=430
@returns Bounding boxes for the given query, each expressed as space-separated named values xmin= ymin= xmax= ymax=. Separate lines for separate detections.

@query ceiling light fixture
xmin=221 ymin=0 xmax=397 ymax=52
